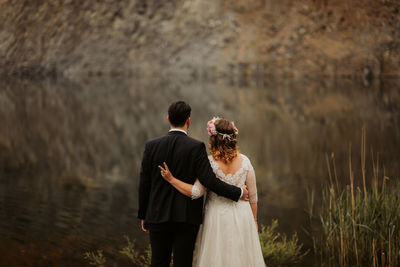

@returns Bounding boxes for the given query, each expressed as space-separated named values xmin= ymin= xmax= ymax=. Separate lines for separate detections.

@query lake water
xmin=0 ymin=73 xmax=399 ymax=266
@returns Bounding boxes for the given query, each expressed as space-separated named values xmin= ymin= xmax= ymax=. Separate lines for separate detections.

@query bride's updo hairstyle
xmin=207 ymin=118 xmax=239 ymax=163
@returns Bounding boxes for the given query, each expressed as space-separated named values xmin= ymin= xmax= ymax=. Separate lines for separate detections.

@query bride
xmin=159 ymin=117 xmax=265 ymax=267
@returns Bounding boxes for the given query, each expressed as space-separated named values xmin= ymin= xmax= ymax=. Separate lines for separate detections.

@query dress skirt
xmin=193 ymin=194 xmax=266 ymax=267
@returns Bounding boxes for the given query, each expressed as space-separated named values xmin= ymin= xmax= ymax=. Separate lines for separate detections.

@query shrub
xmin=259 ymin=219 xmax=309 ymax=266
xmin=84 ymin=236 xmax=151 ymax=267
xmin=83 ymin=250 xmax=107 ymax=267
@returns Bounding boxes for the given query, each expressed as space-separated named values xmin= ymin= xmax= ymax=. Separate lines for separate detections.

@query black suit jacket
xmin=138 ymin=130 xmax=241 ymax=225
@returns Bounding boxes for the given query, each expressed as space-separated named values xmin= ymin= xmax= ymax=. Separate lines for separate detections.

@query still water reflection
xmin=0 ymin=74 xmax=399 ymax=266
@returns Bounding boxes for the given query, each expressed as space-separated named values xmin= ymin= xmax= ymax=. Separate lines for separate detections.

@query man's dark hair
xmin=168 ymin=101 xmax=191 ymax=127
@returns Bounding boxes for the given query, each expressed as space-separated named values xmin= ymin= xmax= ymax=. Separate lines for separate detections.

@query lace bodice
xmin=191 ymin=154 xmax=258 ymax=203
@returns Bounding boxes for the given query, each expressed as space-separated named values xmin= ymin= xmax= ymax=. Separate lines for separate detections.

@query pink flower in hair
xmin=206 ymin=117 xmax=219 ymax=136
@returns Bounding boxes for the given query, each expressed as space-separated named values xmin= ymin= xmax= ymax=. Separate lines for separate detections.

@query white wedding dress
xmin=191 ymin=154 xmax=266 ymax=267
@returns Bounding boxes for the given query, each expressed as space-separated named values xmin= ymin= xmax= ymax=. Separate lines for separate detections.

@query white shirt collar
xmin=169 ymin=128 xmax=187 ymax=135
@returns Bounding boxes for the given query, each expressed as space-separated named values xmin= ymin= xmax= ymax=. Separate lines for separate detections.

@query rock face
xmin=0 ymin=0 xmax=399 ymax=79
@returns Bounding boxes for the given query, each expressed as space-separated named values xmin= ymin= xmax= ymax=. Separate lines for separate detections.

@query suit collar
xmin=168 ymin=129 xmax=187 ymax=135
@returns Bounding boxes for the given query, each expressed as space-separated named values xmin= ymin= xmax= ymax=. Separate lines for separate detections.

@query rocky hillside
xmin=0 ymin=0 xmax=399 ymax=80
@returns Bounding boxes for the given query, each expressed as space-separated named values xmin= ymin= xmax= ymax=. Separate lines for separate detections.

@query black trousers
xmin=148 ymin=222 xmax=200 ymax=267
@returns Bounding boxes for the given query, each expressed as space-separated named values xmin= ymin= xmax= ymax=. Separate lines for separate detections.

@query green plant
xmin=119 ymin=235 xmax=151 ymax=267
xmin=84 ymin=237 xmax=151 ymax=267
xmin=83 ymin=250 xmax=107 ymax=267
xmin=259 ymin=219 xmax=309 ymax=266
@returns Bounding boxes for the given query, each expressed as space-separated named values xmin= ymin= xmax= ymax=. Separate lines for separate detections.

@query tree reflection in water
xmin=0 ymin=74 xmax=399 ymax=266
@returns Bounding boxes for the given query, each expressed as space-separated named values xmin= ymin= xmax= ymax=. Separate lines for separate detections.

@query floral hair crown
xmin=207 ymin=117 xmax=239 ymax=140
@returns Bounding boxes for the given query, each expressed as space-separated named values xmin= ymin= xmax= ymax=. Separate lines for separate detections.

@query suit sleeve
xmin=194 ymin=143 xmax=241 ymax=201
xmin=138 ymin=143 xmax=151 ymax=219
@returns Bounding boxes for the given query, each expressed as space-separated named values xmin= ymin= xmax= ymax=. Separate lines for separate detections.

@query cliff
xmin=0 ymin=0 xmax=399 ymax=79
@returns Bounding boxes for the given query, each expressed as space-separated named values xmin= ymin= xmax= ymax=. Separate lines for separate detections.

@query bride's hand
xmin=158 ymin=162 xmax=174 ymax=182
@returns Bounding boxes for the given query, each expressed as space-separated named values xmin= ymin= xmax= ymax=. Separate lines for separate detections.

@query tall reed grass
xmin=309 ymin=127 xmax=400 ymax=266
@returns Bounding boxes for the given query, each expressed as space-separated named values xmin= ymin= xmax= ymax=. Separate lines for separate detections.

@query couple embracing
xmin=138 ymin=101 xmax=265 ymax=267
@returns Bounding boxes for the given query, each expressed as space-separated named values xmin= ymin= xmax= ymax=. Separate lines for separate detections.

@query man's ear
xmin=186 ymin=117 xmax=191 ymax=127
xmin=167 ymin=116 xmax=170 ymax=123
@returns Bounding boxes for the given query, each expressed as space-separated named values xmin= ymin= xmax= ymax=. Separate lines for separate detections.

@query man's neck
xmin=170 ymin=126 xmax=188 ymax=134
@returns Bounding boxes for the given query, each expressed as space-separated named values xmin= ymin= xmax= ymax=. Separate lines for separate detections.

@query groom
xmin=138 ymin=101 xmax=249 ymax=267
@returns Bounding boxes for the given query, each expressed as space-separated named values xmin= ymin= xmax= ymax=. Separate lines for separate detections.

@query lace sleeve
xmin=245 ymin=159 xmax=258 ymax=203
xmin=191 ymin=179 xmax=206 ymax=199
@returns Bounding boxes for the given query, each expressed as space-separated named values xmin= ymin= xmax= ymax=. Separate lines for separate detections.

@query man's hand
xmin=141 ymin=220 xmax=149 ymax=233
xmin=240 ymin=185 xmax=249 ymax=201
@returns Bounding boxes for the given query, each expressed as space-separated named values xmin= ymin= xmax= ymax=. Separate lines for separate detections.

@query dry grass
xmin=309 ymin=127 xmax=400 ymax=266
